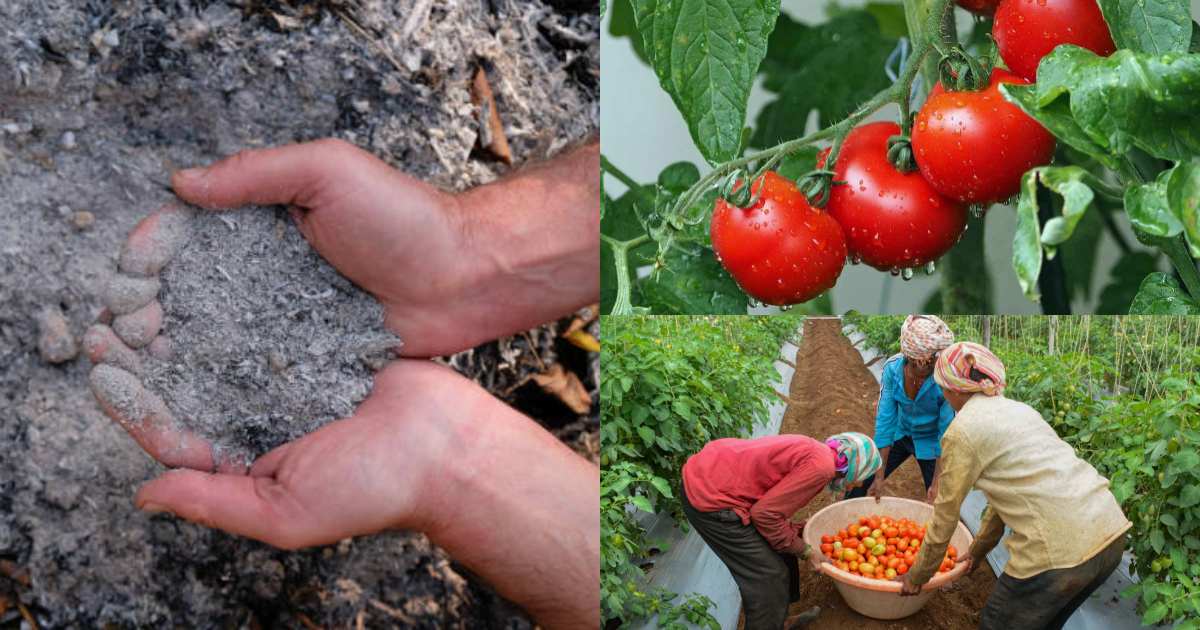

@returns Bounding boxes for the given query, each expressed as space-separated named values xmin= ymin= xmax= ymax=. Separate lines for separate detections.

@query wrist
xmin=417 ymin=378 xmax=600 ymax=628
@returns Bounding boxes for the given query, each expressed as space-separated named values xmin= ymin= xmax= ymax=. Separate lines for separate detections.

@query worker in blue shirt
xmin=846 ymin=315 xmax=956 ymax=504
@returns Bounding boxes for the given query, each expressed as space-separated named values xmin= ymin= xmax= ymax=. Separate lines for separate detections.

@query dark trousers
xmin=980 ymin=536 xmax=1126 ymax=630
xmin=681 ymin=490 xmax=799 ymax=630
xmin=844 ymin=435 xmax=936 ymax=499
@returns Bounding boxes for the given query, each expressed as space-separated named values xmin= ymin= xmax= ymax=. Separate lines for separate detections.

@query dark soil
xmin=775 ymin=318 xmax=994 ymax=630
xmin=0 ymin=0 xmax=598 ymax=627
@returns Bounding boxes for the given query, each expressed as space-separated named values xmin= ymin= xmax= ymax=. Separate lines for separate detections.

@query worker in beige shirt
xmin=896 ymin=342 xmax=1130 ymax=630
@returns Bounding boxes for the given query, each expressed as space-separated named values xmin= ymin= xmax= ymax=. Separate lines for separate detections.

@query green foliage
xmin=751 ymin=12 xmax=897 ymax=148
xmin=1012 ymin=167 xmax=1099 ymax=301
xmin=1097 ymin=0 xmax=1193 ymax=55
xmin=1002 ymin=47 xmax=1200 ymax=165
xmin=629 ymin=0 xmax=782 ymax=163
xmin=600 ymin=315 xmax=803 ymax=626
xmin=1130 ymin=272 xmax=1200 ymax=314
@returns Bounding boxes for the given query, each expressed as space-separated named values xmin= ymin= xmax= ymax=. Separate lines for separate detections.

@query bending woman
xmin=897 ymin=342 xmax=1130 ymax=630
xmin=682 ymin=432 xmax=881 ymax=630
xmin=848 ymin=315 xmax=956 ymax=503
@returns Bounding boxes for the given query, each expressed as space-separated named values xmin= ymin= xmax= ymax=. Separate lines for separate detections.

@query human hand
xmin=111 ymin=359 xmax=598 ymax=629
xmin=896 ymin=572 xmax=923 ymax=596
xmin=958 ymin=553 xmax=983 ymax=575
xmin=867 ymin=477 xmax=885 ymax=503
xmin=170 ymin=138 xmax=599 ymax=357
xmin=925 ymin=481 xmax=939 ymax=504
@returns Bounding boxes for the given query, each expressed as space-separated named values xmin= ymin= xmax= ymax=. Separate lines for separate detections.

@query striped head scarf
xmin=824 ymin=432 xmax=882 ymax=494
xmin=934 ymin=341 xmax=1007 ymax=396
xmin=900 ymin=315 xmax=955 ymax=361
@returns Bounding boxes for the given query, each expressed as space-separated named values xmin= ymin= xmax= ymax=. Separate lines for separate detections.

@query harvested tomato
xmin=711 ymin=171 xmax=847 ymax=305
xmin=913 ymin=69 xmax=1055 ymax=206
xmin=993 ymin=0 xmax=1116 ymax=82
xmin=821 ymin=543 xmax=834 ymax=555
xmin=821 ymin=535 xmax=834 ymax=544
xmin=822 ymin=122 xmax=966 ymax=271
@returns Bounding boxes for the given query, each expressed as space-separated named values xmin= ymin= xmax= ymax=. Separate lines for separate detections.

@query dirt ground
xmin=775 ymin=318 xmax=994 ymax=630
xmin=0 ymin=0 xmax=597 ymax=627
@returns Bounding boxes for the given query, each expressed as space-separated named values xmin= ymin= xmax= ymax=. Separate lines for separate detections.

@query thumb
xmin=171 ymin=138 xmax=378 ymax=210
xmin=135 ymin=469 xmax=314 ymax=549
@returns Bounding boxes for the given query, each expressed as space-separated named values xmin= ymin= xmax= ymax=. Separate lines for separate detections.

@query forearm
xmin=423 ymin=387 xmax=599 ymax=629
xmin=876 ymin=447 xmax=891 ymax=480
xmin=454 ymin=140 xmax=599 ymax=335
xmin=969 ymin=505 xmax=1005 ymax=559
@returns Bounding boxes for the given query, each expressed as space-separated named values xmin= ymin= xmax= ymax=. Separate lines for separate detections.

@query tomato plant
xmin=822 ymin=121 xmax=967 ymax=271
xmin=993 ymin=0 xmax=1117 ymax=82
xmin=599 ymin=315 xmax=804 ymax=626
xmin=711 ymin=171 xmax=848 ymax=304
xmin=913 ymin=69 xmax=1056 ymax=206
xmin=602 ymin=0 xmax=1200 ymax=315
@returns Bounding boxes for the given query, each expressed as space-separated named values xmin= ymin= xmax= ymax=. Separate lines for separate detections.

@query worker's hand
xmin=171 ymin=138 xmax=598 ymax=357
xmin=958 ymin=553 xmax=983 ymax=575
xmin=924 ymin=480 xmax=939 ymax=504
xmin=128 ymin=359 xmax=600 ymax=629
xmin=132 ymin=360 xmax=480 ymax=548
xmin=896 ymin=572 xmax=923 ymax=596
xmin=805 ymin=546 xmax=827 ymax=572
xmin=867 ymin=477 xmax=886 ymax=502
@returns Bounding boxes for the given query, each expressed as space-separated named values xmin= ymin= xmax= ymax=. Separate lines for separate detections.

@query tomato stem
xmin=602 ymin=233 xmax=651 ymax=315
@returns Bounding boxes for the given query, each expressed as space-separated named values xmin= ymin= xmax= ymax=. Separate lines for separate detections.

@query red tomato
xmin=897 ymin=563 xmax=909 ymax=575
xmin=710 ymin=171 xmax=847 ymax=305
xmin=821 ymin=535 xmax=834 ymax=544
xmin=913 ymin=69 xmax=1056 ymax=206
xmin=821 ymin=543 xmax=834 ymax=554
xmin=957 ymin=0 xmax=1000 ymax=14
xmin=993 ymin=0 xmax=1116 ymax=82
xmin=822 ymin=122 xmax=966 ymax=271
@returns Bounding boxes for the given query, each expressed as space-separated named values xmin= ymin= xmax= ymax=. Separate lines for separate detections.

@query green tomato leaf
xmin=657 ymin=161 xmax=702 ymax=193
xmin=1000 ymin=83 xmax=1119 ymax=171
xmin=751 ymin=11 xmax=896 ymax=148
xmin=825 ymin=2 xmax=909 ymax=39
xmin=1167 ymin=160 xmax=1200 ymax=257
xmin=1012 ymin=167 xmax=1095 ymax=300
xmin=1096 ymin=0 xmax=1192 ymax=55
xmin=636 ymin=426 xmax=655 ymax=446
xmin=1151 ymin=528 xmax=1166 ymax=553
xmin=1034 ymin=166 xmax=1097 ymax=256
xmin=1129 ymin=272 xmax=1200 ymax=314
xmin=1096 ymin=252 xmax=1160 ymax=314
xmin=631 ymin=0 xmax=781 ymax=163
xmin=1031 ymin=46 xmax=1200 ymax=162
xmin=1013 ymin=171 xmax=1044 ymax=301
xmin=640 ymin=246 xmax=749 ymax=314
xmin=609 ymin=0 xmax=652 ymax=67
xmin=1143 ymin=601 xmax=1169 ymax=626
xmin=1126 ymin=166 xmax=1185 ymax=238
xmin=1181 ymin=484 xmax=1200 ymax=508
xmin=630 ymin=495 xmax=656 ymax=513
xmin=650 ymin=476 xmax=674 ymax=498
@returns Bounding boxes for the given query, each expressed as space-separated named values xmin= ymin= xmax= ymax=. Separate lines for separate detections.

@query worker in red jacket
xmin=682 ymin=432 xmax=881 ymax=630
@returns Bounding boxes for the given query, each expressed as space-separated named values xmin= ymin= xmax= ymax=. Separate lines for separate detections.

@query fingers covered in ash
xmin=86 ymin=202 xmax=216 ymax=470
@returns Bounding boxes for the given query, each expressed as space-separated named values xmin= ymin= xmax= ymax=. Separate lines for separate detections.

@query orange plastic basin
xmin=802 ymin=496 xmax=974 ymax=620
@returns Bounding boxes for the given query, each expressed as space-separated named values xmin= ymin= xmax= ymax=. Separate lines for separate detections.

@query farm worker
xmin=682 ymin=432 xmax=881 ymax=630
xmin=95 ymin=139 xmax=601 ymax=630
xmin=846 ymin=315 xmax=955 ymax=504
xmin=897 ymin=342 xmax=1131 ymax=630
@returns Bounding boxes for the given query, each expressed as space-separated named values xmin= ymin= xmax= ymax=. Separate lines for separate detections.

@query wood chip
xmin=563 ymin=329 xmax=599 ymax=353
xmin=532 ymin=364 xmax=591 ymax=414
xmin=0 ymin=560 xmax=30 ymax=587
xmin=17 ymin=601 xmax=37 ymax=630
xmin=471 ymin=67 xmax=512 ymax=165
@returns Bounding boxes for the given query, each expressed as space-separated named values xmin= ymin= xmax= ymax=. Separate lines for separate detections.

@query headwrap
xmin=934 ymin=341 xmax=1007 ymax=396
xmin=899 ymin=315 xmax=955 ymax=361
xmin=824 ymin=432 xmax=882 ymax=493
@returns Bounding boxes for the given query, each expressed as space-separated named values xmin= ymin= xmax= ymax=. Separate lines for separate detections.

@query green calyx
xmin=798 ymin=168 xmax=839 ymax=209
xmin=936 ymin=45 xmax=993 ymax=92
xmin=887 ymin=133 xmax=917 ymax=173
